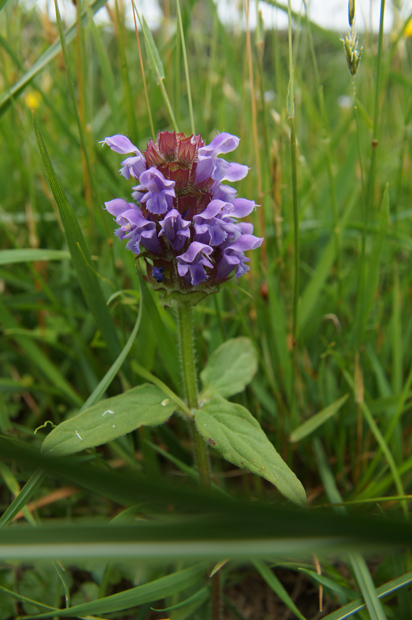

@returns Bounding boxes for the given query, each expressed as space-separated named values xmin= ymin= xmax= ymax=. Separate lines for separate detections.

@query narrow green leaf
xmin=23 ymin=564 xmax=206 ymax=619
xmin=86 ymin=3 xmax=119 ymax=125
xmin=81 ymin=296 xmax=143 ymax=412
xmin=140 ymin=15 xmax=165 ymax=83
xmin=194 ymin=397 xmax=306 ymax=506
xmin=253 ymin=561 xmax=307 ymax=620
xmin=286 ymin=79 xmax=292 ymax=116
xmin=200 ymin=338 xmax=258 ymax=399
xmin=0 ymin=0 xmax=108 ymax=116
xmin=34 ymin=116 xmax=121 ymax=357
xmin=267 ymin=274 xmax=292 ymax=403
xmin=169 ymin=590 xmax=209 ymax=620
xmin=362 ymin=184 xmax=390 ymax=333
xmin=0 ymin=249 xmax=70 ymax=265
xmin=299 ymin=193 xmax=356 ymax=330
xmin=0 ymin=469 xmax=45 ymax=528
xmin=0 ymin=301 xmax=82 ymax=406
xmin=314 ymin=439 xmax=387 ymax=620
xmin=349 ymin=553 xmax=386 ymax=620
xmin=42 ymin=384 xmax=175 ymax=456
xmin=298 ymin=568 xmax=356 ymax=598
xmin=132 ymin=361 xmax=191 ymax=417
xmin=321 ymin=571 xmax=412 ymax=620
xmin=137 ymin=272 xmax=180 ymax=389
xmin=0 ymin=585 xmax=58 ymax=613
xmin=151 ymin=587 xmax=208 ymax=612
xmin=290 ymin=394 xmax=349 ymax=442
xmin=136 ymin=10 xmax=178 ymax=131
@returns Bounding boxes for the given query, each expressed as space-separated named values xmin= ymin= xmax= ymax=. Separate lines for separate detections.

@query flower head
xmin=102 ymin=131 xmax=263 ymax=302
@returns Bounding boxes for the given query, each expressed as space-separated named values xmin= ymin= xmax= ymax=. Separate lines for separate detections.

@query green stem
xmin=355 ymin=0 xmax=386 ymax=350
xmin=176 ymin=0 xmax=195 ymax=135
xmin=288 ymin=0 xmax=300 ymax=426
xmin=176 ymin=298 xmax=211 ymax=490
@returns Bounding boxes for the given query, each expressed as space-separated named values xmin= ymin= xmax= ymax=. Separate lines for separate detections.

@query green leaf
xmin=253 ymin=561 xmax=307 ymax=620
xmin=290 ymin=394 xmax=349 ymax=442
xmin=200 ymin=338 xmax=258 ymax=399
xmin=194 ymin=397 xmax=306 ymax=506
xmin=0 ymin=249 xmax=70 ymax=265
xmin=34 ymin=117 xmax=121 ymax=358
xmin=21 ymin=563 xmax=206 ymax=619
xmin=362 ymin=184 xmax=390 ymax=332
xmin=42 ymin=384 xmax=175 ymax=456
xmin=137 ymin=272 xmax=180 ymax=390
xmin=140 ymin=15 xmax=165 ymax=84
xmin=299 ymin=192 xmax=356 ymax=331
xmin=0 ymin=301 xmax=82 ymax=407
xmin=321 ymin=571 xmax=412 ymax=620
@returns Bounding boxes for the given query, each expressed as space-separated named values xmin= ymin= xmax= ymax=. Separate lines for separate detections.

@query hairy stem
xmin=176 ymin=298 xmax=211 ymax=490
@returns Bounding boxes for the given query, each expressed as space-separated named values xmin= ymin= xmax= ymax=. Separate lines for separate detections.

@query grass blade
xmin=253 ymin=560 xmax=307 ymax=620
xmin=34 ymin=116 xmax=121 ymax=358
xmin=0 ymin=249 xmax=70 ymax=265
xmin=321 ymin=571 xmax=412 ymax=620
xmin=290 ymin=394 xmax=349 ymax=443
xmin=24 ymin=564 xmax=207 ymax=618
xmin=0 ymin=0 xmax=107 ymax=116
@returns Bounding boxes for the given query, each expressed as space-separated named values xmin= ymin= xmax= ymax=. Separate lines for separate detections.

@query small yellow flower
xmin=404 ymin=17 xmax=412 ymax=38
xmin=24 ymin=90 xmax=41 ymax=110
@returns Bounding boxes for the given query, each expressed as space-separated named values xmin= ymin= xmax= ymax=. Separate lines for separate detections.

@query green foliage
xmin=195 ymin=397 xmax=306 ymax=506
xmin=1 ymin=0 xmax=412 ymax=617
xmin=200 ymin=337 xmax=258 ymax=399
xmin=42 ymin=383 xmax=175 ymax=455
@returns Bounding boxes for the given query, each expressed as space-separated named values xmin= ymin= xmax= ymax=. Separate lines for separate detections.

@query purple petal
xmin=237 ymin=221 xmax=254 ymax=235
xmin=229 ymin=234 xmax=263 ymax=253
xmin=221 ymin=161 xmax=249 ymax=182
xmin=159 ymin=209 xmax=191 ymax=252
xmin=103 ymin=135 xmax=140 ymax=155
xmin=194 ymin=200 xmax=228 ymax=221
xmin=137 ymin=167 xmax=176 ymax=215
xmin=197 ymin=155 xmax=248 ymax=185
xmin=230 ymin=198 xmax=256 ymax=218
xmin=212 ymin=184 xmax=237 ymax=202
xmin=177 ymin=242 xmax=213 ymax=285
xmin=216 ymin=234 xmax=263 ymax=280
xmin=120 ymin=155 xmax=146 ymax=180
xmin=193 ymin=200 xmax=231 ymax=246
xmin=199 ymin=133 xmax=240 ymax=157
xmin=104 ymin=198 xmax=135 ymax=218
xmin=106 ymin=200 xmax=161 ymax=255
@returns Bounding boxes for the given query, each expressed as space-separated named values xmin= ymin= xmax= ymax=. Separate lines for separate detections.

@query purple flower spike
xmin=135 ymin=167 xmax=176 ymax=215
xmin=103 ymin=129 xmax=263 ymax=297
xmin=217 ymin=234 xmax=263 ymax=280
xmin=159 ymin=209 xmax=191 ymax=252
xmin=177 ymin=242 xmax=214 ymax=285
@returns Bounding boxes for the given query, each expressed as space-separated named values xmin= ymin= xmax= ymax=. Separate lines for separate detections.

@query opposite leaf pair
xmin=42 ymin=338 xmax=306 ymax=506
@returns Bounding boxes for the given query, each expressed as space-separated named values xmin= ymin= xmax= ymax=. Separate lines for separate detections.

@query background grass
xmin=1 ymin=0 xmax=412 ymax=618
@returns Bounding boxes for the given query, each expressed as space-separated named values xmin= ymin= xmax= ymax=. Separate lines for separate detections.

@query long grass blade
xmin=34 ymin=116 xmax=121 ymax=357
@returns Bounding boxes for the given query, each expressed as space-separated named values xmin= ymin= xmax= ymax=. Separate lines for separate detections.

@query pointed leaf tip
xmin=195 ymin=397 xmax=306 ymax=506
